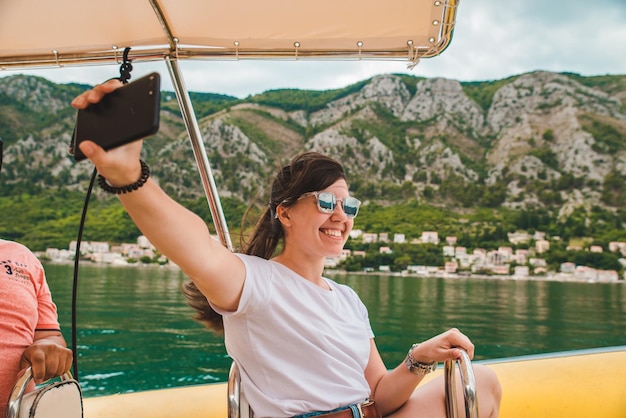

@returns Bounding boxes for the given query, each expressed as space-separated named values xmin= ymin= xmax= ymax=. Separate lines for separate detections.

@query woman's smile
xmin=320 ymin=228 xmax=343 ymax=238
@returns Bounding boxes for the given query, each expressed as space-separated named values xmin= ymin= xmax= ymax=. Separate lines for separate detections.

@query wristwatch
xmin=405 ymin=343 xmax=438 ymax=376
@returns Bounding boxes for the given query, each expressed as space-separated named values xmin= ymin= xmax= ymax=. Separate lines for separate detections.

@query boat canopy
xmin=0 ymin=0 xmax=459 ymax=70
xmin=0 ymin=0 xmax=460 ymax=248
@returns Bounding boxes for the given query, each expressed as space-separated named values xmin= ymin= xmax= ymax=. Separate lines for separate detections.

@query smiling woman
xmin=67 ymin=75 xmax=504 ymax=416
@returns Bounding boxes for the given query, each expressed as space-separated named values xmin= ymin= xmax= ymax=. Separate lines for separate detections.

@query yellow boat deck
xmin=83 ymin=347 xmax=626 ymax=418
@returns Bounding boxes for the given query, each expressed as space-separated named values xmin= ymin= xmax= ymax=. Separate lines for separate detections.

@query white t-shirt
xmin=215 ymin=254 xmax=374 ymax=418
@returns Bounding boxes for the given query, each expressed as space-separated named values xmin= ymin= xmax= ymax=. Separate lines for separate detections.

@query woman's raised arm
xmin=71 ymin=79 xmax=245 ymax=311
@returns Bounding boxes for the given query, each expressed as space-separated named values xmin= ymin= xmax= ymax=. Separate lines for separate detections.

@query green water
xmin=44 ymin=263 xmax=626 ymax=397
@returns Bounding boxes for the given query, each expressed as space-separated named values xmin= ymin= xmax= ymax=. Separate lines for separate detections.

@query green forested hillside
xmin=1 ymin=71 xmax=626 ymax=256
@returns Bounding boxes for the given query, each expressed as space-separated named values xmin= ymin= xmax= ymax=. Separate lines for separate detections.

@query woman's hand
xmin=411 ymin=328 xmax=475 ymax=363
xmin=71 ymin=78 xmax=143 ymax=186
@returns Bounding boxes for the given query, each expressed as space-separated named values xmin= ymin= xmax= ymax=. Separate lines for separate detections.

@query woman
xmin=72 ymin=79 xmax=501 ymax=418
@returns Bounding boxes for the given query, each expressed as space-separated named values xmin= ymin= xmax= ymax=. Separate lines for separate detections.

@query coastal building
xmin=379 ymin=246 xmax=392 ymax=254
xmin=608 ymin=241 xmax=626 ymax=255
xmin=486 ymin=250 xmax=504 ymax=266
xmin=491 ymin=265 xmax=510 ymax=275
xmin=514 ymin=249 xmax=529 ymax=264
xmin=575 ymin=266 xmax=598 ymax=281
xmin=597 ymin=270 xmax=619 ymax=281
xmin=536 ymin=239 xmax=550 ymax=253
xmin=393 ymin=233 xmax=406 ymax=244
xmin=325 ymin=249 xmax=351 ymax=268
xmin=457 ymin=254 xmax=472 ymax=269
xmin=472 ymin=248 xmax=486 ymax=259
xmin=45 ymin=248 xmax=74 ymax=262
xmin=508 ymin=231 xmax=531 ymax=244
xmin=407 ymin=265 xmax=428 ymax=275
xmin=444 ymin=261 xmax=458 ymax=273
xmin=513 ymin=266 xmax=530 ymax=277
xmin=497 ymin=246 xmax=514 ymax=262
xmin=421 ymin=231 xmax=439 ymax=244
xmin=324 ymin=257 xmax=339 ymax=268
xmin=90 ymin=251 xmax=125 ymax=264
xmin=362 ymin=233 xmax=378 ymax=243
xmin=560 ymin=262 xmax=576 ymax=274
xmin=69 ymin=240 xmax=109 ymax=254
xmin=530 ymin=258 xmax=547 ymax=267
xmin=137 ymin=235 xmax=153 ymax=249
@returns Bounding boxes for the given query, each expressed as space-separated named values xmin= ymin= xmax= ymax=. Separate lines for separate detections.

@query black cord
xmin=70 ymin=47 xmax=132 ymax=380
xmin=71 ymin=167 xmax=97 ymax=379
xmin=119 ymin=47 xmax=133 ymax=84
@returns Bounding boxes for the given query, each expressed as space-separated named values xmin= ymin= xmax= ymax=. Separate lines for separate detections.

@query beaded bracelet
xmin=97 ymin=160 xmax=150 ymax=195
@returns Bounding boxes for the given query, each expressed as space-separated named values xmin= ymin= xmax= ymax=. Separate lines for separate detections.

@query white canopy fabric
xmin=0 ymin=0 xmax=460 ymax=247
xmin=0 ymin=0 xmax=460 ymax=70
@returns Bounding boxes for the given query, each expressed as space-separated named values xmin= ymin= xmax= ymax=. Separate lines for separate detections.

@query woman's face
xmin=282 ymin=179 xmax=354 ymax=258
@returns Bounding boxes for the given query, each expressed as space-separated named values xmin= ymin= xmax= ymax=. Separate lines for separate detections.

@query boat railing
xmin=228 ymin=352 xmax=479 ymax=418
xmin=227 ymin=362 xmax=254 ymax=418
xmin=445 ymin=350 xmax=479 ymax=418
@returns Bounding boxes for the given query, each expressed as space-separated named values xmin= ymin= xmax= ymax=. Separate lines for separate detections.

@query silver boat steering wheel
xmin=444 ymin=349 xmax=479 ymax=418
xmin=228 ymin=351 xmax=480 ymax=418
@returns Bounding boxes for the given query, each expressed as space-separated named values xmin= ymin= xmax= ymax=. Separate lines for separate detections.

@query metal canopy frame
xmin=0 ymin=0 xmax=460 ymax=249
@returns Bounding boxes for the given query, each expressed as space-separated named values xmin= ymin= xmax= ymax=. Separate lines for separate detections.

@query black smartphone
xmin=71 ymin=72 xmax=161 ymax=162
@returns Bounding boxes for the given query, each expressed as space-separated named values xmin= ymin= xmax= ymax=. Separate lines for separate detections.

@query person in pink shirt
xmin=0 ymin=238 xmax=73 ymax=416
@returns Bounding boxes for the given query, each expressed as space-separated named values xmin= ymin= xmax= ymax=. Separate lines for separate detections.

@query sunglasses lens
xmin=317 ymin=192 xmax=336 ymax=213
xmin=343 ymin=197 xmax=360 ymax=218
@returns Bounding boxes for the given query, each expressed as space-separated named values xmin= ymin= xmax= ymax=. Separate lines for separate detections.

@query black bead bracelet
xmin=97 ymin=160 xmax=150 ymax=195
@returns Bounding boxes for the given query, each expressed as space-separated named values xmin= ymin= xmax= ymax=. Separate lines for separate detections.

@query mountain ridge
xmin=1 ymin=70 xmax=626 ymax=249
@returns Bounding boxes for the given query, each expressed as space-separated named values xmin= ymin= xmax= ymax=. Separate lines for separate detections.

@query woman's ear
xmin=276 ymin=206 xmax=292 ymax=226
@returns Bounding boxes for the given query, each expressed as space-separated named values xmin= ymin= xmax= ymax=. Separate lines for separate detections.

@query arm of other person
xmin=20 ymin=330 xmax=73 ymax=384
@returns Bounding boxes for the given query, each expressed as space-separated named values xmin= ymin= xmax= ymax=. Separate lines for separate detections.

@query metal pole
xmin=164 ymin=57 xmax=233 ymax=251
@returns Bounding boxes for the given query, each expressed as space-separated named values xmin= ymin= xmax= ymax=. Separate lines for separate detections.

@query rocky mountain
xmin=1 ymin=71 xmax=625 ymax=222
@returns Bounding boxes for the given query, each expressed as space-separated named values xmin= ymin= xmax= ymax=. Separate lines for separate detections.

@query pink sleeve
xmin=32 ymin=259 xmax=60 ymax=330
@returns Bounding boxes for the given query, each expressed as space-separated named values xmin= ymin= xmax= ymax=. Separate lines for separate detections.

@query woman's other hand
xmin=411 ymin=328 xmax=475 ymax=363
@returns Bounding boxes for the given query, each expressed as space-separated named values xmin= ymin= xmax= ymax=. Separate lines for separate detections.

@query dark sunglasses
xmin=298 ymin=191 xmax=361 ymax=218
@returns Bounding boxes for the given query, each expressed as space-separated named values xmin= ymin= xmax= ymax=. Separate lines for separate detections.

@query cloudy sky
xmin=2 ymin=0 xmax=625 ymax=98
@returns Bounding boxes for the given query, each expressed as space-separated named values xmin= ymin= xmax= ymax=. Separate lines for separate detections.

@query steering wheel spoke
xmin=445 ymin=350 xmax=479 ymax=418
